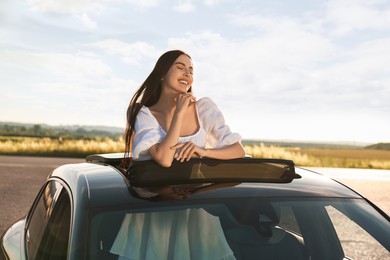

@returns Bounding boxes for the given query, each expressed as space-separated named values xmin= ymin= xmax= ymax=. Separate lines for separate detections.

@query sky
xmin=0 ymin=0 xmax=389 ymax=144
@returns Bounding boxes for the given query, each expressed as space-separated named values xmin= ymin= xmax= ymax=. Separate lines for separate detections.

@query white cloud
xmin=1 ymin=49 xmax=113 ymax=82
xmin=203 ymin=0 xmax=221 ymax=6
xmin=325 ymin=0 xmax=390 ymax=35
xmin=79 ymin=13 xmax=97 ymax=28
xmin=228 ymin=14 xmax=276 ymax=30
xmin=45 ymin=53 xmax=112 ymax=78
xmin=25 ymin=0 xmax=162 ymax=14
xmin=26 ymin=0 xmax=100 ymax=13
xmin=121 ymin=0 xmax=161 ymax=9
xmin=307 ymin=37 xmax=390 ymax=112
xmin=173 ymin=0 xmax=195 ymax=12
xmin=229 ymin=1 xmax=390 ymax=37
xmin=88 ymin=39 xmax=159 ymax=65
xmin=328 ymin=39 xmax=390 ymax=81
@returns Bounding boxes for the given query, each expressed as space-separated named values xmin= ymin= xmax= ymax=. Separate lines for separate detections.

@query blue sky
xmin=1 ymin=0 xmax=389 ymax=144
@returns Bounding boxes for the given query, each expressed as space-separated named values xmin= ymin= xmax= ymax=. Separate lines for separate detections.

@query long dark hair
xmin=123 ymin=50 xmax=192 ymax=161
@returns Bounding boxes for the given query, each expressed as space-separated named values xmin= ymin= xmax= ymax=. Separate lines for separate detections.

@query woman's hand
xmin=174 ymin=93 xmax=196 ymax=115
xmin=171 ymin=142 xmax=207 ymax=162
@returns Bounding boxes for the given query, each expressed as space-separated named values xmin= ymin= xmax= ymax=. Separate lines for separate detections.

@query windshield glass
xmin=88 ymin=198 xmax=390 ymax=260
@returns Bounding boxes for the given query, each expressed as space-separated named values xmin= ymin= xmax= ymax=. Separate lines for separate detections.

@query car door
xmin=25 ymin=180 xmax=72 ymax=260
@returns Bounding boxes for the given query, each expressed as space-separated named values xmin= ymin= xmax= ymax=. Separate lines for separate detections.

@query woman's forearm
xmin=203 ymin=142 xmax=245 ymax=160
xmin=148 ymin=112 xmax=184 ymax=167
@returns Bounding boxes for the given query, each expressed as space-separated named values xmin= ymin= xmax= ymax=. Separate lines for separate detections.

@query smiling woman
xmin=124 ymin=50 xmax=245 ymax=168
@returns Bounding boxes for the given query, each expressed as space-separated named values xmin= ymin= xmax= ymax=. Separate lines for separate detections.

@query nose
xmin=183 ymin=67 xmax=192 ymax=77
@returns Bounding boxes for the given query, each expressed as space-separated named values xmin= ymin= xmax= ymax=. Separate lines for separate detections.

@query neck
xmin=153 ymin=91 xmax=179 ymax=113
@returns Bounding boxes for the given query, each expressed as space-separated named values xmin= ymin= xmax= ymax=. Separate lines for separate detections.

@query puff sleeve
xmin=132 ymin=107 xmax=163 ymax=160
xmin=198 ymin=97 xmax=241 ymax=149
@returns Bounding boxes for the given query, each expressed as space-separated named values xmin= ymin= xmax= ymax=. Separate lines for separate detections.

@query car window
xmin=26 ymin=180 xmax=71 ymax=260
xmin=89 ymin=201 xmax=307 ymax=260
xmin=326 ymin=205 xmax=389 ymax=259
xmin=275 ymin=199 xmax=390 ymax=260
xmin=89 ymin=205 xmax=238 ymax=260
xmin=88 ymin=198 xmax=390 ymax=260
xmin=278 ymin=206 xmax=302 ymax=235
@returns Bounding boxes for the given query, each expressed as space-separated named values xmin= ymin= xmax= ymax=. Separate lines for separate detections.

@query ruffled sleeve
xmin=132 ymin=106 xmax=163 ymax=160
xmin=197 ymin=97 xmax=241 ymax=148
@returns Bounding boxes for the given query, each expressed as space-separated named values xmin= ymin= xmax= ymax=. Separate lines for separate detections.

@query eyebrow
xmin=175 ymin=62 xmax=193 ymax=70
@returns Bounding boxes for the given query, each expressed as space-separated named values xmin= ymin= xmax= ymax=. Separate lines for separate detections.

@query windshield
xmin=88 ymin=198 xmax=390 ymax=260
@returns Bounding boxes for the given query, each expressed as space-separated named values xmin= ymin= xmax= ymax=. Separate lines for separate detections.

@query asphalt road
xmin=0 ymin=155 xmax=389 ymax=236
xmin=0 ymin=155 xmax=84 ymax=235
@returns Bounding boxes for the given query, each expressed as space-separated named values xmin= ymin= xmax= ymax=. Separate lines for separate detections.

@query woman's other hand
xmin=171 ymin=142 xmax=207 ymax=162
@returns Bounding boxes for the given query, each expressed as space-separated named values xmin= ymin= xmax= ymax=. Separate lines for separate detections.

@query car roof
xmin=49 ymin=157 xmax=362 ymax=208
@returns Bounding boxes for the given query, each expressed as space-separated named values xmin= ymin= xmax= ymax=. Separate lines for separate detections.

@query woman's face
xmin=162 ymin=54 xmax=193 ymax=94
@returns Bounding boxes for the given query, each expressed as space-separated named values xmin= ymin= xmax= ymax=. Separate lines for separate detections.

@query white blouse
xmin=132 ymin=97 xmax=241 ymax=160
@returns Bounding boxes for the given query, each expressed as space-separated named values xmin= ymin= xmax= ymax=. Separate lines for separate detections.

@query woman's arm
xmin=202 ymin=142 xmax=245 ymax=159
xmin=172 ymin=141 xmax=245 ymax=162
xmin=148 ymin=113 xmax=183 ymax=167
xmin=148 ymin=94 xmax=195 ymax=167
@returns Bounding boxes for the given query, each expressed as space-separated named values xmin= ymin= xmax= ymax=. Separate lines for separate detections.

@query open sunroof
xmin=86 ymin=154 xmax=299 ymax=186
xmin=126 ymin=158 xmax=298 ymax=187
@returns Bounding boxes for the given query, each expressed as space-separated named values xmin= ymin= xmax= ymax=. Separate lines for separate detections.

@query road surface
xmin=0 ymin=155 xmax=84 ymax=235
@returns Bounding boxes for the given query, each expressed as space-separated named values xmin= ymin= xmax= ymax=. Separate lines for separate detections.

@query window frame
xmin=24 ymin=178 xmax=73 ymax=259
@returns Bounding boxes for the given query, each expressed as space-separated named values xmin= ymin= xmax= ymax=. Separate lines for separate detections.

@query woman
xmin=124 ymin=50 xmax=245 ymax=167
xmin=113 ymin=51 xmax=241 ymax=259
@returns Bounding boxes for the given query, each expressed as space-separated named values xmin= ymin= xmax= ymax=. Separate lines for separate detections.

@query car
xmin=1 ymin=153 xmax=390 ymax=260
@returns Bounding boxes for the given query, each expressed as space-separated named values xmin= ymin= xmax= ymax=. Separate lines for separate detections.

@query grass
xmin=297 ymin=147 xmax=390 ymax=169
xmin=1 ymin=136 xmax=390 ymax=169
xmin=0 ymin=136 xmax=125 ymax=157
xmin=243 ymin=144 xmax=390 ymax=169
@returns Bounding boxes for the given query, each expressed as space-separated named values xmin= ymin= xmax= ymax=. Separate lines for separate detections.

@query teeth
xmin=179 ymin=80 xmax=188 ymax=84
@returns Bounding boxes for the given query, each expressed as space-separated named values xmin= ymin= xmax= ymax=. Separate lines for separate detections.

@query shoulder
xmin=197 ymin=97 xmax=218 ymax=111
xmin=197 ymin=96 xmax=215 ymax=106
xmin=135 ymin=106 xmax=158 ymax=129
xmin=137 ymin=106 xmax=154 ymax=118
xmin=197 ymin=97 xmax=225 ymax=128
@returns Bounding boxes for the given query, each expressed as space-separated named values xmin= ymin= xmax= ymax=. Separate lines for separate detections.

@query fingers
xmin=176 ymin=142 xmax=198 ymax=162
xmin=170 ymin=143 xmax=184 ymax=149
xmin=180 ymin=93 xmax=196 ymax=102
xmin=176 ymin=93 xmax=196 ymax=106
xmin=174 ymin=93 xmax=196 ymax=116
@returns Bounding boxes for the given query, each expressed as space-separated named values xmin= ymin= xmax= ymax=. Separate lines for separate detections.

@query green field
xmin=1 ymin=136 xmax=390 ymax=169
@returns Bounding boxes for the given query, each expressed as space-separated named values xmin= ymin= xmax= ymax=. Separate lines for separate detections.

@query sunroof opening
xmin=126 ymin=158 xmax=298 ymax=187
